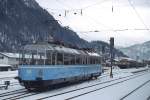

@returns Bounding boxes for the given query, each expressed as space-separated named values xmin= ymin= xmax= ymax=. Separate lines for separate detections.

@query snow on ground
xmin=0 ymin=70 xmax=17 ymax=78
xmin=71 ymin=71 xmax=150 ymax=100
xmin=0 ymin=70 xmax=19 ymax=91
xmin=21 ymin=70 xmax=134 ymax=100
xmin=0 ymin=84 xmax=24 ymax=94
xmin=0 ymin=71 xmax=18 ymax=85
xmin=0 ymin=67 xmax=149 ymax=100
xmin=124 ymin=81 xmax=150 ymax=100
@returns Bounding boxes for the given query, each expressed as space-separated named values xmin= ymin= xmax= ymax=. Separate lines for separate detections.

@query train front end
xmin=18 ymin=65 xmax=46 ymax=90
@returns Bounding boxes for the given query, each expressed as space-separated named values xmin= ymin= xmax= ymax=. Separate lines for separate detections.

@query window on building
xmin=0 ymin=56 xmax=4 ymax=59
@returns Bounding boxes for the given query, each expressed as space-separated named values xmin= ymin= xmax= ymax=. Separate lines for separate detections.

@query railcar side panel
xmin=18 ymin=64 xmax=102 ymax=89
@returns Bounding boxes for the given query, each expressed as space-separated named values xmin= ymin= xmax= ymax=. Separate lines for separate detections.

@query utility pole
xmin=102 ymin=45 xmax=105 ymax=66
xmin=110 ymin=37 xmax=114 ymax=78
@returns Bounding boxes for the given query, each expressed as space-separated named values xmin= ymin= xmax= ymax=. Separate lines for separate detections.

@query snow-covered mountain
xmin=120 ymin=41 xmax=150 ymax=60
xmin=0 ymin=0 xmax=125 ymax=57
xmin=0 ymin=0 xmax=90 ymax=51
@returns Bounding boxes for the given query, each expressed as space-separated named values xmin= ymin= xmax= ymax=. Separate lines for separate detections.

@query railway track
xmin=65 ymin=72 xmax=149 ymax=100
xmin=0 ymin=69 xmax=148 ymax=100
xmin=1 ymin=92 xmax=37 ymax=100
xmin=0 ymin=82 xmax=20 ymax=89
xmin=0 ymin=88 xmax=38 ymax=100
xmin=0 ymin=76 xmax=19 ymax=88
xmin=0 ymin=89 xmax=26 ymax=97
xmin=36 ymin=71 xmax=149 ymax=100
xmin=9 ymin=82 xmax=19 ymax=86
xmin=120 ymin=80 xmax=150 ymax=100
xmin=0 ymin=72 xmax=117 ymax=99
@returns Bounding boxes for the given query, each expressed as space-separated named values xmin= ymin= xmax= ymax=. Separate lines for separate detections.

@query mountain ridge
xmin=0 ymin=0 xmax=125 ymax=57
xmin=120 ymin=41 xmax=150 ymax=60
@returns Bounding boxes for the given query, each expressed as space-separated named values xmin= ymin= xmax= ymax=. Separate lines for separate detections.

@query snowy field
xmin=0 ymin=67 xmax=150 ymax=100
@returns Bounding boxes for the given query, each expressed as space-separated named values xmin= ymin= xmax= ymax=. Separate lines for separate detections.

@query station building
xmin=0 ymin=52 xmax=19 ymax=71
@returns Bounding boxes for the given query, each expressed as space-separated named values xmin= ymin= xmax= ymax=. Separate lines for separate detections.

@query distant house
xmin=0 ymin=52 xmax=20 ymax=71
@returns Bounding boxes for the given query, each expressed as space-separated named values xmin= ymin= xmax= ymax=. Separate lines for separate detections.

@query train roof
xmin=23 ymin=43 xmax=101 ymax=57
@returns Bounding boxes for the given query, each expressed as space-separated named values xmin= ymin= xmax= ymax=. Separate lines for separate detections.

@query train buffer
xmin=0 ymin=81 xmax=10 ymax=90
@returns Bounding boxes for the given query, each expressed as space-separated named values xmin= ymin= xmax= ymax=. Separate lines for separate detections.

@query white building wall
xmin=8 ymin=58 xmax=19 ymax=66
xmin=0 ymin=54 xmax=9 ymax=64
xmin=0 ymin=54 xmax=19 ymax=66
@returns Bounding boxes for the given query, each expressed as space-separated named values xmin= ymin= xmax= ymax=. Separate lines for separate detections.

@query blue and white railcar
xmin=18 ymin=43 xmax=102 ymax=90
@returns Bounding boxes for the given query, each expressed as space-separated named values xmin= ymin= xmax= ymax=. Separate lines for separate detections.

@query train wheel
xmin=24 ymin=83 xmax=33 ymax=91
xmin=25 ymin=86 xmax=31 ymax=91
xmin=94 ymin=76 xmax=98 ymax=79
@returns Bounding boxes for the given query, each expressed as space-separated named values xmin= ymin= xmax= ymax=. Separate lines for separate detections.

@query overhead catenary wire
xmin=43 ymin=0 xmax=110 ymax=16
xmin=42 ymin=0 xmax=121 ymax=33
xmin=127 ymin=0 xmax=150 ymax=33
xmin=43 ymin=0 xmax=150 ymax=34
xmin=72 ymin=0 xmax=150 ymax=33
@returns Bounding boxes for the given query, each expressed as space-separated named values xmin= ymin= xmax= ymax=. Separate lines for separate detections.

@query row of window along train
xmin=18 ymin=42 xmax=102 ymax=90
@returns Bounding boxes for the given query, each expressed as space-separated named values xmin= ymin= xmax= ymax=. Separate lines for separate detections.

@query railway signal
xmin=110 ymin=37 xmax=114 ymax=78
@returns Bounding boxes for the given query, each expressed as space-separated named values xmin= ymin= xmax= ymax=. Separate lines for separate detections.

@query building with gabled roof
xmin=0 ymin=52 xmax=19 ymax=71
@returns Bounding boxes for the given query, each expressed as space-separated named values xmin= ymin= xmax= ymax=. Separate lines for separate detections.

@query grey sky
xmin=36 ymin=0 xmax=150 ymax=47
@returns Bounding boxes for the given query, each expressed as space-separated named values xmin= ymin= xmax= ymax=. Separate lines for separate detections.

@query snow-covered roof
xmin=0 ymin=52 xmax=20 ymax=58
xmin=0 ymin=64 xmax=12 ymax=67
xmin=0 ymin=52 xmax=45 ymax=59
xmin=23 ymin=43 xmax=54 ymax=52
xmin=87 ymin=52 xmax=100 ymax=57
xmin=118 ymin=57 xmax=135 ymax=61
xmin=23 ymin=43 xmax=101 ymax=57
xmin=54 ymin=46 xmax=80 ymax=54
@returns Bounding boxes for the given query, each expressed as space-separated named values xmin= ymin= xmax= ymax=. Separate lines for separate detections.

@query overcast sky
xmin=36 ymin=0 xmax=150 ymax=47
